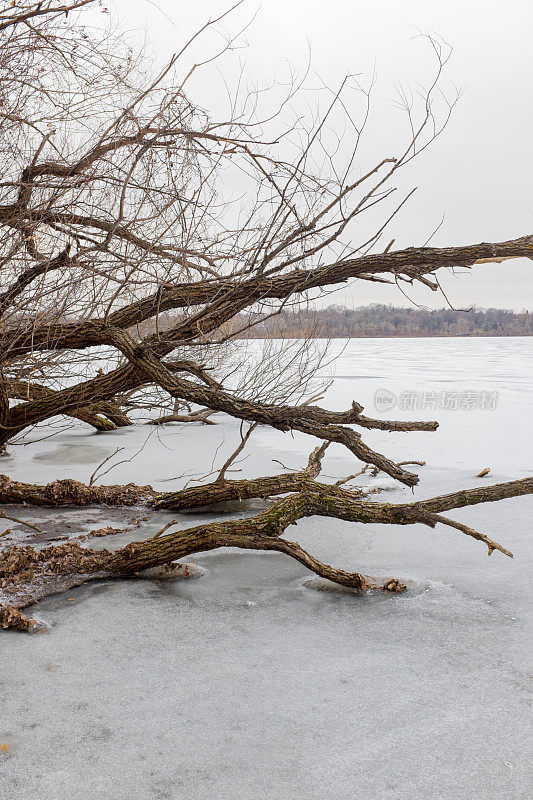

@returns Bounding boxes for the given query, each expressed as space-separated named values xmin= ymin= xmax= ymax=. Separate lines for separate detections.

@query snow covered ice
xmin=0 ymin=337 xmax=531 ymax=799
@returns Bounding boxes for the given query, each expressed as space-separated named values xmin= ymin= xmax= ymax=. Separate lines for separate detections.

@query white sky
xmin=111 ymin=0 xmax=532 ymax=311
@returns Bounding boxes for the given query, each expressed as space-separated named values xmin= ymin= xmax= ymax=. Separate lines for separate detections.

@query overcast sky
xmin=112 ymin=0 xmax=532 ymax=311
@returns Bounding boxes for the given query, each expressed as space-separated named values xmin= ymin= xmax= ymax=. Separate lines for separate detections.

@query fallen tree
xmin=2 ymin=453 xmax=530 ymax=630
xmin=0 ymin=1 xmax=532 ymax=630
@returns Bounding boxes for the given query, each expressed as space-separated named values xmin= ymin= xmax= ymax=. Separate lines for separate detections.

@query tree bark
xmin=2 ymin=236 xmax=531 ymax=360
xmin=7 ymin=379 xmax=133 ymax=432
xmin=2 ymin=474 xmax=530 ymax=631
xmin=0 ymin=369 xmax=9 ymax=454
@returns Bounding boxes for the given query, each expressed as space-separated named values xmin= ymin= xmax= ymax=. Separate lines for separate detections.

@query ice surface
xmin=0 ymin=337 xmax=531 ymax=799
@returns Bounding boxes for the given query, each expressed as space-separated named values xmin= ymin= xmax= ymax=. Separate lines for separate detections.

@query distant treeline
xmin=231 ymin=304 xmax=533 ymax=338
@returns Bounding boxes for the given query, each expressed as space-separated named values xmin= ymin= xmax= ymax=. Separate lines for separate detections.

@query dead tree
xmin=0 ymin=1 xmax=531 ymax=629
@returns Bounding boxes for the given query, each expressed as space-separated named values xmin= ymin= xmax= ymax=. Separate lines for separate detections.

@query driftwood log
xmin=1 ymin=441 xmax=531 ymax=631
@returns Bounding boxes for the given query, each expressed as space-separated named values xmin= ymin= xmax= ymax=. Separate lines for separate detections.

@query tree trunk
xmin=0 ymin=369 xmax=9 ymax=454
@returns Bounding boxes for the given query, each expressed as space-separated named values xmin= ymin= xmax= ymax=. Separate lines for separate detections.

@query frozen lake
xmin=1 ymin=337 xmax=531 ymax=799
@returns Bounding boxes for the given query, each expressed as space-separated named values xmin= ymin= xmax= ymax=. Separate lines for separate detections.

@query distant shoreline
xmin=136 ymin=305 xmax=532 ymax=340
xmin=228 ymin=305 xmax=532 ymax=339
xmin=237 ymin=332 xmax=532 ymax=339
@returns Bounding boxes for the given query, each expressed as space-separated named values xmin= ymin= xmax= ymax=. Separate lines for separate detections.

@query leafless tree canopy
xmin=0 ymin=0 xmax=531 ymax=630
